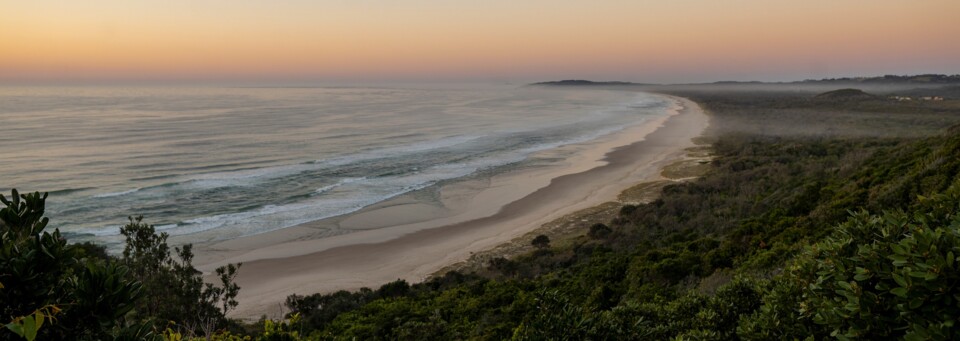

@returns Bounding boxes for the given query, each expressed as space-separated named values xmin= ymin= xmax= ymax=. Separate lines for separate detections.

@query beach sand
xmin=194 ymin=94 xmax=708 ymax=319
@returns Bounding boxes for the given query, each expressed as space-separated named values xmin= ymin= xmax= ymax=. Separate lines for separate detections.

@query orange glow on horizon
xmin=2 ymin=1 xmax=959 ymax=83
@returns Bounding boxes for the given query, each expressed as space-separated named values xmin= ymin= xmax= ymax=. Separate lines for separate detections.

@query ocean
xmin=0 ymin=84 xmax=671 ymax=250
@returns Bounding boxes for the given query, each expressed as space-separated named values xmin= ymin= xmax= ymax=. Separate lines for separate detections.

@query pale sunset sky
xmin=2 ymin=0 xmax=959 ymax=84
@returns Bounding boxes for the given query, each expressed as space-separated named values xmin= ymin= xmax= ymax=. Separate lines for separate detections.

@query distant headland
xmin=530 ymin=80 xmax=640 ymax=86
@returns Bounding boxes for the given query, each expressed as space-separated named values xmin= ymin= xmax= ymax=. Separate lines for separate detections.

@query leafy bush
xmin=588 ymin=223 xmax=612 ymax=239
xmin=531 ymin=235 xmax=551 ymax=249
xmin=743 ymin=186 xmax=960 ymax=340
xmin=120 ymin=216 xmax=242 ymax=337
xmin=0 ymin=190 xmax=150 ymax=339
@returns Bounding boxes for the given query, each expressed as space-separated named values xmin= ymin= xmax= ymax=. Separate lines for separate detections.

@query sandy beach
xmin=194 ymin=93 xmax=709 ymax=319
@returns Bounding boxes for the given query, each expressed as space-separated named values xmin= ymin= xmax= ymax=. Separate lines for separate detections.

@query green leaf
xmin=893 ymin=273 xmax=909 ymax=287
xmin=909 ymin=298 xmax=924 ymax=310
xmin=5 ymin=322 xmax=24 ymax=337
xmin=890 ymin=255 xmax=909 ymax=266
xmin=891 ymin=244 xmax=908 ymax=255
xmin=837 ymin=281 xmax=853 ymax=291
xmin=21 ymin=316 xmax=37 ymax=341
xmin=905 ymin=331 xmax=926 ymax=341
xmin=948 ymin=251 xmax=955 ymax=267
xmin=33 ymin=311 xmax=44 ymax=332
xmin=890 ymin=287 xmax=908 ymax=298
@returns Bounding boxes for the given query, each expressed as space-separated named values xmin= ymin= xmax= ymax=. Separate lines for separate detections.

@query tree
xmin=588 ymin=223 xmax=612 ymax=239
xmin=119 ymin=216 xmax=242 ymax=338
xmin=531 ymin=235 xmax=550 ymax=249
xmin=121 ymin=216 xmax=172 ymax=320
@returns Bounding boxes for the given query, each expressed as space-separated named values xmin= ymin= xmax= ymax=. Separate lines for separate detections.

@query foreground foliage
xmin=0 ymin=190 xmax=149 ymax=339
xmin=121 ymin=216 xmax=242 ymax=335
xmin=0 ymin=191 xmax=242 ymax=339
xmin=740 ymin=188 xmax=960 ymax=340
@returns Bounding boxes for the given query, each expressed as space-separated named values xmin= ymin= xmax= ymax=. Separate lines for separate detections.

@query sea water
xmin=0 ymin=84 xmax=671 ymax=249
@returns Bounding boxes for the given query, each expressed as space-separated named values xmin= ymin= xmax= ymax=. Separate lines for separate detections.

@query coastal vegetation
xmin=1 ymin=192 xmax=243 ymax=339
xmin=3 ymin=86 xmax=960 ymax=339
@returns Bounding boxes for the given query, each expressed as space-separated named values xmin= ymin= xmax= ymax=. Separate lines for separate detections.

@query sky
xmin=2 ymin=0 xmax=959 ymax=84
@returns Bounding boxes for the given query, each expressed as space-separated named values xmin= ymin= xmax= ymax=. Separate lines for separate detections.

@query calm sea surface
xmin=0 ymin=85 xmax=670 ymax=249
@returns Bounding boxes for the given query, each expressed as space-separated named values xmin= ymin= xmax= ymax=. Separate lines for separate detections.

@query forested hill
xmin=798 ymin=74 xmax=960 ymax=85
xmin=275 ymin=91 xmax=960 ymax=339
xmin=710 ymin=74 xmax=960 ymax=85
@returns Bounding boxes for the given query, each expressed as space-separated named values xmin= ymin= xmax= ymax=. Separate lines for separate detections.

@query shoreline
xmin=433 ymin=133 xmax=713 ymax=277
xmin=195 ymin=94 xmax=709 ymax=319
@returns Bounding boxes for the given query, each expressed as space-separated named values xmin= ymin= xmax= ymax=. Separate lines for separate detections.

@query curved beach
xmin=194 ymin=94 xmax=709 ymax=319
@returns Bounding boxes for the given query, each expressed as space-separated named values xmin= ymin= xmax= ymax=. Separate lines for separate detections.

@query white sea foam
xmin=172 ymin=181 xmax=438 ymax=238
xmin=92 ymin=188 xmax=141 ymax=198
xmin=6 ymin=85 xmax=671 ymax=247
xmin=185 ymin=163 xmax=318 ymax=189
xmin=177 ymin=134 xmax=484 ymax=190
xmin=315 ymin=177 xmax=366 ymax=194
xmin=319 ymin=134 xmax=485 ymax=166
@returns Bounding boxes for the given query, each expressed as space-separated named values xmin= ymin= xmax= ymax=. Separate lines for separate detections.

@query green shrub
xmin=120 ymin=216 xmax=242 ymax=337
xmin=743 ymin=187 xmax=960 ymax=340
xmin=0 ymin=190 xmax=150 ymax=340
xmin=806 ymin=207 xmax=960 ymax=340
